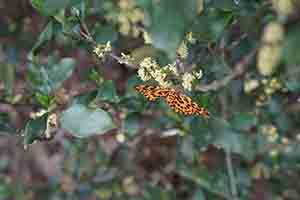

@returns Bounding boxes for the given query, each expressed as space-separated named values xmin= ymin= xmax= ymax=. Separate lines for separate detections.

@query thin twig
xmin=225 ymin=149 xmax=239 ymax=200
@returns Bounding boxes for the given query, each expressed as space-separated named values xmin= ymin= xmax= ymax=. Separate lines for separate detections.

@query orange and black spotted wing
xmin=165 ymin=91 xmax=210 ymax=117
xmin=135 ymin=84 xmax=170 ymax=101
xmin=135 ymin=84 xmax=209 ymax=117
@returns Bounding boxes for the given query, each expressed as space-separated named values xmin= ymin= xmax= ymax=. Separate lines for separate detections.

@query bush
xmin=0 ymin=0 xmax=300 ymax=199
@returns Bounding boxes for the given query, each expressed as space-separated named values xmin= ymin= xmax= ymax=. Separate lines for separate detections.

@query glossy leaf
xmin=27 ymin=57 xmax=76 ymax=94
xmin=283 ymin=27 xmax=300 ymax=66
xmin=23 ymin=114 xmax=48 ymax=146
xmin=60 ymin=104 xmax=116 ymax=137
xmin=146 ymin=0 xmax=198 ymax=59
xmin=29 ymin=21 xmax=54 ymax=58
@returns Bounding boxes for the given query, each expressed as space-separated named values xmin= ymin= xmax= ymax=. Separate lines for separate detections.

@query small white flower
xmin=165 ymin=63 xmax=178 ymax=76
xmin=138 ymin=67 xmax=151 ymax=81
xmin=193 ymin=69 xmax=203 ymax=79
xmin=182 ymin=72 xmax=194 ymax=91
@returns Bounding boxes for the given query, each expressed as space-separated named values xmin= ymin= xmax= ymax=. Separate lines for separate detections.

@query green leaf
xmin=143 ymin=184 xmax=176 ymax=200
xmin=285 ymin=80 xmax=300 ymax=92
xmin=283 ymin=26 xmax=300 ymax=66
xmin=23 ymin=114 xmax=48 ymax=146
xmin=146 ymin=0 xmax=198 ymax=59
xmin=35 ymin=92 xmax=51 ymax=108
xmin=27 ymin=57 xmax=76 ymax=94
xmin=96 ymin=80 xmax=120 ymax=103
xmin=31 ymin=0 xmax=82 ymax=16
xmin=29 ymin=21 xmax=54 ymax=59
xmin=230 ymin=112 xmax=257 ymax=131
xmin=208 ymin=0 xmax=238 ymax=11
xmin=60 ymin=104 xmax=116 ymax=137
xmin=190 ymin=9 xmax=230 ymax=42
xmin=211 ymin=118 xmax=255 ymax=161
xmin=192 ymin=189 xmax=206 ymax=200
xmin=123 ymin=113 xmax=140 ymax=136
xmin=94 ymin=24 xmax=118 ymax=43
xmin=45 ymin=58 xmax=76 ymax=91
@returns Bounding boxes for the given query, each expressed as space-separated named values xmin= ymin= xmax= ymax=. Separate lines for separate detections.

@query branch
xmin=195 ymin=48 xmax=257 ymax=92
xmin=225 ymin=149 xmax=239 ymax=200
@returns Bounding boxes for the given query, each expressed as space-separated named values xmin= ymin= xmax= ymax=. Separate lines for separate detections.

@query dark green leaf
xmin=27 ymin=57 xmax=76 ymax=94
xmin=283 ymin=26 xmax=300 ymax=66
xmin=190 ymin=10 xmax=229 ymax=42
xmin=23 ymin=114 xmax=48 ymax=146
xmin=96 ymin=80 xmax=120 ymax=103
xmin=143 ymin=184 xmax=176 ymax=200
xmin=60 ymin=104 xmax=116 ymax=137
xmin=192 ymin=189 xmax=206 ymax=200
xmin=123 ymin=113 xmax=140 ymax=136
xmin=146 ymin=0 xmax=198 ymax=59
xmin=94 ymin=24 xmax=118 ymax=43
xmin=210 ymin=118 xmax=255 ymax=161
xmin=29 ymin=21 xmax=54 ymax=58
xmin=207 ymin=0 xmax=238 ymax=11
xmin=285 ymin=81 xmax=300 ymax=92
xmin=46 ymin=57 xmax=76 ymax=91
xmin=230 ymin=112 xmax=257 ymax=131
xmin=35 ymin=92 xmax=51 ymax=108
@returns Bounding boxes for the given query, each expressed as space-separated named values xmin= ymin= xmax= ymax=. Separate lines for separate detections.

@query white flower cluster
xmin=138 ymin=57 xmax=171 ymax=87
xmin=118 ymin=53 xmax=134 ymax=65
xmin=138 ymin=57 xmax=204 ymax=90
xmin=181 ymin=70 xmax=203 ymax=91
xmin=164 ymin=63 xmax=178 ymax=76
xmin=93 ymin=42 xmax=112 ymax=60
